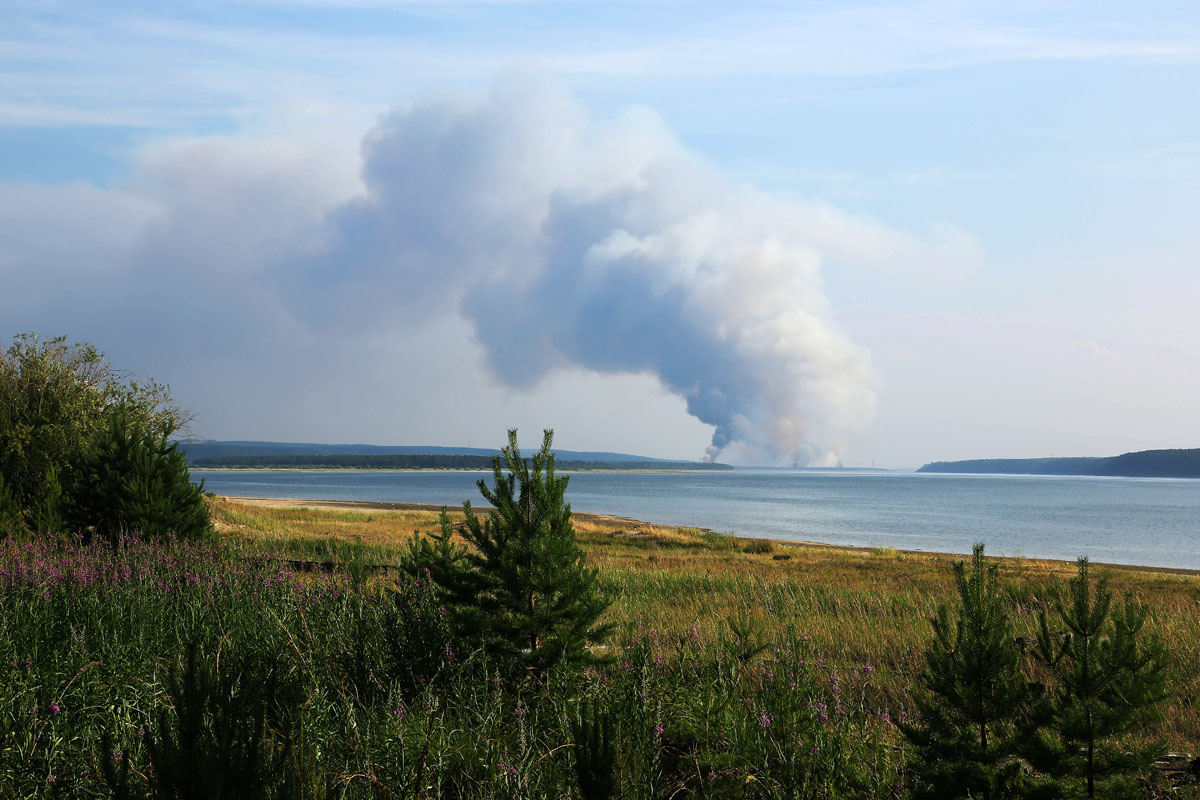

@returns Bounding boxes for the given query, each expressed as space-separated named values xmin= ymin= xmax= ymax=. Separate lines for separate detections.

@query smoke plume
xmin=294 ymin=79 xmax=875 ymax=465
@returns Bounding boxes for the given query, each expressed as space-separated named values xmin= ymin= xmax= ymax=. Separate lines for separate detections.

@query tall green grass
xmin=4 ymin=509 xmax=1195 ymax=797
xmin=0 ymin=534 xmax=909 ymax=798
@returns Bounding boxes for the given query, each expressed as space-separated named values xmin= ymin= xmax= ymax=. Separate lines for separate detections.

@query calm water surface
xmin=192 ymin=469 xmax=1200 ymax=570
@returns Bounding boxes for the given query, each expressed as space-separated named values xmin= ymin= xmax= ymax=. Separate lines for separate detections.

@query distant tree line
xmin=191 ymin=454 xmax=735 ymax=471
xmin=919 ymin=449 xmax=1200 ymax=479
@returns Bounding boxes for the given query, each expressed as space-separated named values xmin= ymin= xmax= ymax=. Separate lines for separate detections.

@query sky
xmin=2 ymin=1 xmax=1198 ymax=468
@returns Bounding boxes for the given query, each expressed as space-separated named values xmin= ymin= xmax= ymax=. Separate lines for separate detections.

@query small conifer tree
xmin=899 ymin=543 xmax=1034 ymax=799
xmin=25 ymin=466 xmax=65 ymax=536
xmin=1026 ymin=557 xmax=1168 ymax=799
xmin=68 ymin=412 xmax=212 ymax=546
xmin=459 ymin=429 xmax=612 ymax=675
xmin=393 ymin=508 xmax=485 ymax=667
xmin=0 ymin=474 xmax=24 ymax=538
xmin=398 ymin=508 xmax=479 ymax=610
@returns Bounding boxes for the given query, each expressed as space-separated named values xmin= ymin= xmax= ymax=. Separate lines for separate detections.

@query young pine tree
xmin=25 ymin=466 xmax=65 ymax=536
xmin=68 ymin=412 xmax=212 ymax=546
xmin=0 ymin=474 xmax=24 ymax=538
xmin=397 ymin=508 xmax=479 ymax=612
xmin=1027 ymin=557 xmax=1168 ymax=799
xmin=899 ymin=543 xmax=1034 ymax=800
xmin=459 ymin=429 xmax=613 ymax=675
xmin=393 ymin=508 xmax=485 ymax=669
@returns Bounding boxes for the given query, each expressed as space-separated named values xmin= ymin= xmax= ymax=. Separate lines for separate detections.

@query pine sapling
xmin=899 ymin=543 xmax=1034 ymax=799
xmin=459 ymin=429 xmax=613 ymax=675
xmin=1027 ymin=557 xmax=1169 ymax=799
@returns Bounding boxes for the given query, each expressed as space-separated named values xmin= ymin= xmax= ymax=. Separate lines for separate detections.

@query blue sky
xmin=2 ymin=1 xmax=1198 ymax=466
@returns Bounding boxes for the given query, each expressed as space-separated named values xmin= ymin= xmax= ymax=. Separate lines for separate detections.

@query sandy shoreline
xmin=224 ymin=495 xmax=1200 ymax=578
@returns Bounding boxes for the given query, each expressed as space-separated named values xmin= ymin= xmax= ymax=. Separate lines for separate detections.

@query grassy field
xmin=212 ymin=496 xmax=1200 ymax=751
xmin=0 ymin=496 xmax=1193 ymax=798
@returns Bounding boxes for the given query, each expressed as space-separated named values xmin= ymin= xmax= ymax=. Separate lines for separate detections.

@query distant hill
xmin=918 ymin=449 xmax=1200 ymax=479
xmin=177 ymin=440 xmax=731 ymax=471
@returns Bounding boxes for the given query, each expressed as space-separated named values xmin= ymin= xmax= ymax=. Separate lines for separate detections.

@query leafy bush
xmin=0 ymin=333 xmax=187 ymax=534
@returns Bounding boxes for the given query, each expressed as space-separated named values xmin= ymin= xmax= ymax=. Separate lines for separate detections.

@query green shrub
xmin=741 ymin=538 xmax=775 ymax=554
xmin=0 ymin=333 xmax=184 ymax=516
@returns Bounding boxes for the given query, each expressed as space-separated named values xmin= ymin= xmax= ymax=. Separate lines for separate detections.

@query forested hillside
xmin=918 ymin=448 xmax=1200 ymax=478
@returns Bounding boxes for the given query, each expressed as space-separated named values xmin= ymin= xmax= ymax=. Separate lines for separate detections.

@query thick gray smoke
xmin=301 ymin=80 xmax=875 ymax=465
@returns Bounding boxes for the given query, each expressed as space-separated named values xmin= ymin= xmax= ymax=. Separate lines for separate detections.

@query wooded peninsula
xmin=918 ymin=447 xmax=1200 ymax=478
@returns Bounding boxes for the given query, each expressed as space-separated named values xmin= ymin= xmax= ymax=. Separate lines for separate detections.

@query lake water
xmin=192 ymin=469 xmax=1200 ymax=570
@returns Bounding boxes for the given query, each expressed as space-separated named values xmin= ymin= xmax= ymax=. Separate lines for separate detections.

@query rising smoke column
xmin=300 ymin=79 xmax=875 ymax=465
